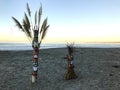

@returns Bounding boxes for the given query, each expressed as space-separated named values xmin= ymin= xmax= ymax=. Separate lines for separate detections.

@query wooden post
xmin=32 ymin=26 xmax=39 ymax=83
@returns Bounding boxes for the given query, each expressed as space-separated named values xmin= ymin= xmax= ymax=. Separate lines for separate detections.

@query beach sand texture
xmin=0 ymin=48 xmax=120 ymax=90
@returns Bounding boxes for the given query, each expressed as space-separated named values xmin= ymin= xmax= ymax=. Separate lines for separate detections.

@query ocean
xmin=0 ymin=43 xmax=66 ymax=51
xmin=0 ymin=42 xmax=120 ymax=51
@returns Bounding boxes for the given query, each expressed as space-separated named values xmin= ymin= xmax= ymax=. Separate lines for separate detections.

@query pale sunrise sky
xmin=0 ymin=0 xmax=120 ymax=43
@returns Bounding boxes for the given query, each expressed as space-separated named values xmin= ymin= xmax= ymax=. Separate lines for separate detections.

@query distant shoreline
xmin=1 ymin=42 xmax=120 ymax=51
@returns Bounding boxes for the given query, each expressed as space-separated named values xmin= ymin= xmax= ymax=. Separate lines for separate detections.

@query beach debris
xmin=109 ymin=73 xmax=114 ymax=76
xmin=112 ymin=65 xmax=120 ymax=68
xmin=65 ymin=43 xmax=77 ymax=80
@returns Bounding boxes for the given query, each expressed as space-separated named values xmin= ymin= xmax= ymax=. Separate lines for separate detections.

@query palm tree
xmin=65 ymin=43 xmax=77 ymax=80
xmin=12 ymin=3 xmax=49 ymax=83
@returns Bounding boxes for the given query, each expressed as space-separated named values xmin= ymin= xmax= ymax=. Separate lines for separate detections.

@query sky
xmin=0 ymin=0 xmax=120 ymax=43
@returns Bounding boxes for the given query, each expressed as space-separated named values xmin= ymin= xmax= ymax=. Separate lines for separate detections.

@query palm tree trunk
xmin=32 ymin=26 xmax=39 ymax=83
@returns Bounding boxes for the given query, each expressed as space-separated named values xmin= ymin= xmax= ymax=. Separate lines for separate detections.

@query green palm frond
xmin=26 ymin=3 xmax=31 ymax=17
xmin=12 ymin=17 xmax=24 ymax=32
xmin=38 ymin=4 xmax=42 ymax=27
xmin=35 ymin=11 xmax=37 ymax=26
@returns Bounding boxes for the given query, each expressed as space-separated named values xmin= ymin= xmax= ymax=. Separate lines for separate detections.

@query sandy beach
xmin=0 ymin=48 xmax=120 ymax=90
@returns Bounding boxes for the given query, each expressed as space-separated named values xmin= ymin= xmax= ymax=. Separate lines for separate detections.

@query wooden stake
xmin=31 ymin=26 xmax=39 ymax=83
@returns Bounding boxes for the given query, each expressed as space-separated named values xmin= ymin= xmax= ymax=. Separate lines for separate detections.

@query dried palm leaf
xmin=35 ymin=11 xmax=37 ymax=26
xmin=67 ymin=43 xmax=74 ymax=54
xmin=24 ymin=12 xmax=30 ymax=29
xmin=41 ymin=25 xmax=49 ymax=40
xmin=23 ymin=19 xmax=32 ymax=38
xmin=39 ymin=18 xmax=49 ymax=46
xmin=40 ymin=18 xmax=47 ymax=34
xmin=38 ymin=5 xmax=42 ymax=27
xmin=26 ymin=3 xmax=31 ymax=17
xmin=12 ymin=17 xmax=24 ymax=32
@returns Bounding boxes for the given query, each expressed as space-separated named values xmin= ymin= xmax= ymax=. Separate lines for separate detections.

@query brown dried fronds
xmin=66 ymin=42 xmax=74 ymax=54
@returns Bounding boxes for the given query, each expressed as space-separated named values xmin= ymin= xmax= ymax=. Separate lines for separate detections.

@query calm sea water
xmin=0 ymin=43 xmax=66 ymax=51
xmin=0 ymin=43 xmax=120 ymax=51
